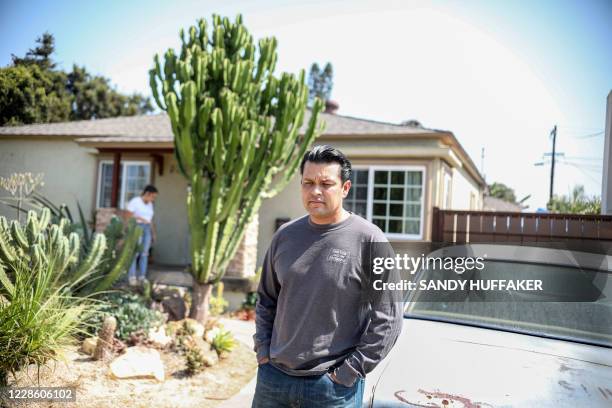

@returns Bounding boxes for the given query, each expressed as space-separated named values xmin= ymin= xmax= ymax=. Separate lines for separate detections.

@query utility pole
xmin=548 ymin=125 xmax=557 ymax=207
xmin=480 ymin=147 xmax=485 ymax=181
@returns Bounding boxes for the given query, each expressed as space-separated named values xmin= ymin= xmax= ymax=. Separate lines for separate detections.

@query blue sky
xmin=1 ymin=0 xmax=611 ymax=209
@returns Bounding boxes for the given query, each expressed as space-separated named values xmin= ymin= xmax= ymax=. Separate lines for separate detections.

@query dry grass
xmin=4 ymin=340 xmax=257 ymax=408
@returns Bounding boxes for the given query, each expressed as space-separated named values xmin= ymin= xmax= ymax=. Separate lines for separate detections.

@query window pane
xmin=98 ymin=163 xmax=114 ymax=208
xmin=122 ymin=163 xmax=151 ymax=208
xmin=356 ymin=187 xmax=367 ymax=200
xmin=373 ymin=203 xmax=386 ymax=216
xmin=407 ymin=172 xmax=422 ymax=185
xmin=374 ymin=171 xmax=388 ymax=184
xmin=373 ymin=187 xmax=387 ymax=200
xmin=407 ymin=187 xmax=422 ymax=201
xmin=356 ymin=170 xmax=368 ymax=184
xmin=390 ymin=171 xmax=404 ymax=185
xmin=390 ymin=188 xmax=403 ymax=200
xmin=389 ymin=203 xmax=403 ymax=217
xmin=355 ymin=202 xmax=366 ymax=217
xmin=405 ymin=204 xmax=421 ymax=218
xmin=388 ymin=219 xmax=402 ymax=233
xmin=404 ymin=220 xmax=420 ymax=234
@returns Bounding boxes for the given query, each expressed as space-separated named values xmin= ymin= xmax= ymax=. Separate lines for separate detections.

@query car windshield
xmin=404 ymin=248 xmax=612 ymax=348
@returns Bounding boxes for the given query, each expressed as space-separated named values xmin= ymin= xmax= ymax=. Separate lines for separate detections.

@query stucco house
xmin=0 ymin=109 xmax=485 ymax=281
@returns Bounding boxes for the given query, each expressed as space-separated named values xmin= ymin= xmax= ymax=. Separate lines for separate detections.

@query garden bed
xmin=5 ymin=337 xmax=257 ymax=408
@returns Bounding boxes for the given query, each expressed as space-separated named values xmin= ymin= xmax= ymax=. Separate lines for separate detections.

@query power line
xmin=573 ymin=131 xmax=605 ymax=139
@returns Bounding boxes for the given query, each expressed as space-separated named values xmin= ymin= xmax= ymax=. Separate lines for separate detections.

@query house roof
xmin=0 ymin=111 xmax=437 ymax=139
xmin=0 ymin=112 xmax=485 ymax=186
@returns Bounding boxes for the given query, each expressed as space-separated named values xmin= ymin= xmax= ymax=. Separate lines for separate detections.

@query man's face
xmin=301 ymin=161 xmax=351 ymax=223
xmin=143 ymin=192 xmax=158 ymax=203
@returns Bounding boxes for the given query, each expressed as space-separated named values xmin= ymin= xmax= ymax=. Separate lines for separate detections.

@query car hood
xmin=369 ymin=318 xmax=612 ymax=408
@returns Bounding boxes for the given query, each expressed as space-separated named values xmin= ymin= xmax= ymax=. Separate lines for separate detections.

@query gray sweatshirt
xmin=253 ymin=213 xmax=403 ymax=387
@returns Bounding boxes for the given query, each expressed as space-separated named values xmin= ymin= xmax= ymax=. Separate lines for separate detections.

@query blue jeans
xmin=128 ymin=223 xmax=152 ymax=280
xmin=252 ymin=363 xmax=364 ymax=408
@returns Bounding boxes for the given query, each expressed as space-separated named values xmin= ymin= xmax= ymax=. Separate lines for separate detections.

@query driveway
xmin=218 ymin=318 xmax=257 ymax=408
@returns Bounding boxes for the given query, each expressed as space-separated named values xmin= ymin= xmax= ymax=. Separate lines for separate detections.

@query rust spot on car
xmin=558 ymin=380 xmax=574 ymax=391
xmin=599 ymin=387 xmax=608 ymax=399
xmin=393 ymin=389 xmax=493 ymax=408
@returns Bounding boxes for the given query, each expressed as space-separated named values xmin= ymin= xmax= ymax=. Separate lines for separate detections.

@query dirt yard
xmin=4 ymin=340 xmax=257 ymax=408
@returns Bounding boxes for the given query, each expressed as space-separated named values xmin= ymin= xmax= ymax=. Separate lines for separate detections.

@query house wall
xmin=449 ymin=163 xmax=483 ymax=210
xmin=0 ymin=137 xmax=97 ymax=220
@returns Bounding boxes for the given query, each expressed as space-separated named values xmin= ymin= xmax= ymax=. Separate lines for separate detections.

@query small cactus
xmin=185 ymin=346 xmax=206 ymax=375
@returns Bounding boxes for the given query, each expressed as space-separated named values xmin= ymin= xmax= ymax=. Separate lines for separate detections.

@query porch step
xmin=148 ymin=266 xmax=255 ymax=292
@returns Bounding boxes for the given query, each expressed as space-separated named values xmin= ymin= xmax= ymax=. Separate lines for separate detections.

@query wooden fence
xmin=431 ymin=207 xmax=612 ymax=244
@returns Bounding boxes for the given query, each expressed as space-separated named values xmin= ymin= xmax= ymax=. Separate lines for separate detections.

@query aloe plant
xmin=150 ymin=14 xmax=325 ymax=322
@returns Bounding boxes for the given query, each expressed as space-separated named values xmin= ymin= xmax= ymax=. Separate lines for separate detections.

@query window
xmin=344 ymin=169 xmax=368 ymax=217
xmin=344 ymin=166 xmax=425 ymax=239
xmin=97 ymin=160 xmax=151 ymax=209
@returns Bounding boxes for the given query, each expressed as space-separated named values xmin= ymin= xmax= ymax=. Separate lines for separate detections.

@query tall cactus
xmin=0 ymin=209 xmax=107 ymax=294
xmin=150 ymin=14 xmax=325 ymax=322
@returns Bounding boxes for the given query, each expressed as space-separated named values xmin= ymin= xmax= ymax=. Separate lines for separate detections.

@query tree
xmin=67 ymin=65 xmax=153 ymax=120
xmin=150 ymin=15 xmax=325 ymax=323
xmin=307 ymin=62 xmax=333 ymax=105
xmin=0 ymin=64 xmax=71 ymax=125
xmin=1 ymin=33 xmax=153 ymax=126
xmin=488 ymin=182 xmax=517 ymax=203
xmin=12 ymin=32 xmax=57 ymax=70
xmin=548 ymin=185 xmax=601 ymax=215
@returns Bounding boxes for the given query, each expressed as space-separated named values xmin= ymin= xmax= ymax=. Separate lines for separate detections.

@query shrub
xmin=185 ymin=346 xmax=206 ymax=375
xmin=85 ymin=292 xmax=164 ymax=341
xmin=209 ymin=283 xmax=228 ymax=316
xmin=0 ymin=261 xmax=95 ymax=386
xmin=211 ymin=329 xmax=236 ymax=355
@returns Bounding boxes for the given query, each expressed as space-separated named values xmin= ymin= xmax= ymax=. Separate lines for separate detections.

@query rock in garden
xmin=109 ymin=346 xmax=165 ymax=382
xmin=162 ymin=294 xmax=187 ymax=321
xmin=148 ymin=326 xmax=172 ymax=347
xmin=80 ymin=337 xmax=98 ymax=355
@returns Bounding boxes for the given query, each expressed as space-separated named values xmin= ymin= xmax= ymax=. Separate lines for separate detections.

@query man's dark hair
xmin=143 ymin=185 xmax=158 ymax=194
xmin=299 ymin=145 xmax=352 ymax=183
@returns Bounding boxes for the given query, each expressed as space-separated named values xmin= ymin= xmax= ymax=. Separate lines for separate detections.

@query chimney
xmin=324 ymin=100 xmax=339 ymax=114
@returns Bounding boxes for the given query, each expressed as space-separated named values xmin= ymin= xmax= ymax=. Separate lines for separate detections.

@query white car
xmin=364 ymin=244 xmax=612 ymax=408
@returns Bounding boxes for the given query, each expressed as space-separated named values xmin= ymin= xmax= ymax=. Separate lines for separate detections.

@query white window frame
xmin=96 ymin=160 xmax=152 ymax=209
xmin=347 ymin=165 xmax=426 ymax=240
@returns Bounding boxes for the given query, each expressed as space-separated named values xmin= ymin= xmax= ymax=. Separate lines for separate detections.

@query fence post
xmin=432 ymin=207 xmax=441 ymax=242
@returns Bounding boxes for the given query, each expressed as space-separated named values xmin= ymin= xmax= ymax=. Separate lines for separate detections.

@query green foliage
xmin=85 ymin=292 xmax=164 ymax=341
xmin=0 ymin=244 xmax=96 ymax=386
xmin=185 ymin=346 xmax=206 ymax=375
xmin=4 ymin=193 xmax=143 ymax=294
xmin=0 ymin=64 xmax=71 ymax=125
xmin=0 ymin=209 xmax=107 ymax=295
xmin=307 ymin=62 xmax=333 ymax=104
xmin=1 ymin=32 xmax=153 ymax=126
xmin=548 ymin=185 xmax=601 ymax=215
xmin=242 ymin=291 xmax=258 ymax=310
xmin=488 ymin=182 xmax=517 ymax=203
xmin=11 ymin=32 xmax=56 ymax=70
xmin=149 ymin=14 xmax=325 ymax=297
xmin=211 ymin=329 xmax=236 ymax=355
xmin=209 ymin=282 xmax=228 ymax=316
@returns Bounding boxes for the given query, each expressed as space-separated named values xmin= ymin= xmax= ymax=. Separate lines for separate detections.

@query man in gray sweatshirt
xmin=252 ymin=145 xmax=403 ymax=407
